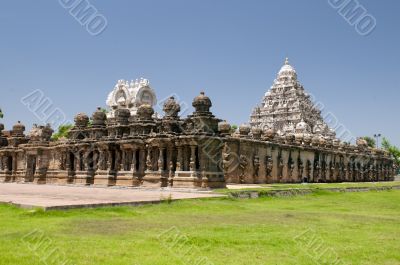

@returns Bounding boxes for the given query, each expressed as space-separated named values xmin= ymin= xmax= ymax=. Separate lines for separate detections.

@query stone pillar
xmin=146 ymin=146 xmax=152 ymax=172
xmin=12 ymin=153 xmax=17 ymax=176
xmin=280 ymin=150 xmax=289 ymax=182
xmin=158 ymin=147 xmax=165 ymax=173
xmin=131 ymin=148 xmax=137 ymax=173
xmin=298 ymin=157 xmax=304 ymax=182
xmin=84 ymin=152 xmax=90 ymax=172
xmin=115 ymin=150 xmax=121 ymax=171
xmin=120 ymin=149 xmax=126 ymax=171
xmin=291 ymin=152 xmax=299 ymax=183
xmin=139 ymin=148 xmax=145 ymax=174
xmin=167 ymin=147 xmax=173 ymax=172
xmin=176 ymin=146 xmax=183 ymax=171
xmin=97 ymin=150 xmax=104 ymax=170
xmin=66 ymin=152 xmax=71 ymax=171
xmin=167 ymin=147 xmax=174 ymax=187
xmin=189 ymin=145 xmax=196 ymax=172
xmin=91 ymin=151 xmax=97 ymax=171
xmin=76 ymin=153 xmax=81 ymax=171
xmin=106 ymin=150 xmax=112 ymax=170
xmin=271 ymin=148 xmax=279 ymax=182
xmin=309 ymin=157 xmax=315 ymax=182
xmin=324 ymin=155 xmax=330 ymax=182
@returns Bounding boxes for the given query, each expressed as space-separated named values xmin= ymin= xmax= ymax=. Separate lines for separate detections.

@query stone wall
xmin=222 ymin=136 xmax=394 ymax=184
xmin=0 ymin=93 xmax=396 ymax=189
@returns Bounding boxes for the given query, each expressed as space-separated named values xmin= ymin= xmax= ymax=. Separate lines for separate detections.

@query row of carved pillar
xmin=57 ymin=144 xmax=201 ymax=175
xmin=226 ymin=149 xmax=395 ymax=184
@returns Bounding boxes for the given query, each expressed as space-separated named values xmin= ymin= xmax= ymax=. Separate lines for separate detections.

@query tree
xmin=362 ymin=136 xmax=376 ymax=148
xmin=51 ymin=124 xmax=73 ymax=140
xmin=0 ymin=108 xmax=3 ymax=119
xmin=381 ymin=137 xmax=400 ymax=171
xmin=230 ymin=124 xmax=238 ymax=134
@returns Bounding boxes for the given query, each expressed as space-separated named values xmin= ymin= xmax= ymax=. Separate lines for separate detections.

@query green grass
xmin=0 ymin=190 xmax=399 ymax=265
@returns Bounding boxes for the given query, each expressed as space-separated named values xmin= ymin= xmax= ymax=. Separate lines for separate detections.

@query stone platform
xmin=0 ymin=183 xmax=223 ymax=210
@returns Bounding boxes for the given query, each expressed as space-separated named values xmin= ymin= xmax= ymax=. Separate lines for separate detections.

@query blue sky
xmin=0 ymin=0 xmax=399 ymax=146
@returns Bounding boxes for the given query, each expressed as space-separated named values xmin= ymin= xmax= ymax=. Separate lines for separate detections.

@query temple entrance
xmin=26 ymin=155 xmax=36 ymax=182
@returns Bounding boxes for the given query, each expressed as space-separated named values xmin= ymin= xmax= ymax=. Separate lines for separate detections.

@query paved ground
xmin=0 ymin=183 xmax=223 ymax=210
xmin=226 ymin=184 xmax=264 ymax=189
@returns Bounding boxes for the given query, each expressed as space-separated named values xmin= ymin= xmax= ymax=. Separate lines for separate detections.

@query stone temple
xmin=0 ymin=61 xmax=396 ymax=188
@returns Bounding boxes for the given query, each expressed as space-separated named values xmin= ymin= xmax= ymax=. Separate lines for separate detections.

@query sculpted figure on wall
xmin=239 ymin=155 xmax=248 ymax=184
xmin=265 ymin=156 xmax=273 ymax=178
xmin=278 ymin=155 xmax=284 ymax=179
xmin=253 ymin=155 xmax=260 ymax=178
xmin=298 ymin=158 xmax=304 ymax=180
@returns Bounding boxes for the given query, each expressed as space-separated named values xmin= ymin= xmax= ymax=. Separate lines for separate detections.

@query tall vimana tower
xmin=250 ymin=58 xmax=336 ymax=139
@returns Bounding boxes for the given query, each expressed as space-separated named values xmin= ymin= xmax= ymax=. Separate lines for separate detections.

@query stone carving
xmin=222 ymin=144 xmax=231 ymax=173
xmin=330 ymin=162 xmax=335 ymax=180
xmin=265 ymin=156 xmax=273 ymax=178
xmin=192 ymin=91 xmax=212 ymax=113
xmin=168 ymin=160 xmax=174 ymax=187
xmin=314 ymin=161 xmax=320 ymax=182
xmin=146 ymin=147 xmax=153 ymax=172
xmin=28 ymin=124 xmax=54 ymax=143
xmin=288 ymin=158 xmax=295 ymax=179
xmin=298 ymin=159 xmax=304 ymax=179
xmin=356 ymin=137 xmax=368 ymax=148
xmin=253 ymin=155 xmax=260 ymax=178
xmin=218 ymin=121 xmax=231 ymax=136
xmin=239 ymin=124 xmax=251 ymax=136
xmin=305 ymin=160 xmax=311 ymax=182
xmin=12 ymin=121 xmax=25 ymax=137
xmin=163 ymin=96 xmax=181 ymax=118
xmin=239 ymin=155 xmax=248 ymax=184
xmin=278 ymin=155 xmax=284 ymax=179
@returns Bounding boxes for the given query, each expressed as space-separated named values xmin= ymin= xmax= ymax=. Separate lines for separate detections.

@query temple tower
xmin=250 ymin=58 xmax=335 ymax=138
xmin=106 ymin=78 xmax=157 ymax=118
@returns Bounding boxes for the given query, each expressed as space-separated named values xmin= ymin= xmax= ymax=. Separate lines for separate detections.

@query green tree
xmin=230 ymin=124 xmax=238 ymax=134
xmin=381 ymin=137 xmax=400 ymax=170
xmin=0 ymin=108 xmax=3 ymax=119
xmin=51 ymin=124 xmax=73 ymax=140
xmin=362 ymin=136 xmax=376 ymax=148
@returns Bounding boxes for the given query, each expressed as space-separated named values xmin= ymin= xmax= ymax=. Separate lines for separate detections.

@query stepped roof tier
xmin=250 ymin=58 xmax=335 ymax=139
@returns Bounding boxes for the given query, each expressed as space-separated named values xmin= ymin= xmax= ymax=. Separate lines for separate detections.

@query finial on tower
xmin=284 ymin=57 xmax=289 ymax=65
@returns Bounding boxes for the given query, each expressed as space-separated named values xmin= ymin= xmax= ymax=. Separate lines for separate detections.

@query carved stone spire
xmin=249 ymin=58 xmax=333 ymax=137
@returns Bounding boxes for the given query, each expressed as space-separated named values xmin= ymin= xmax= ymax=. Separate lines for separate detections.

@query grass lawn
xmin=0 ymin=190 xmax=399 ymax=265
